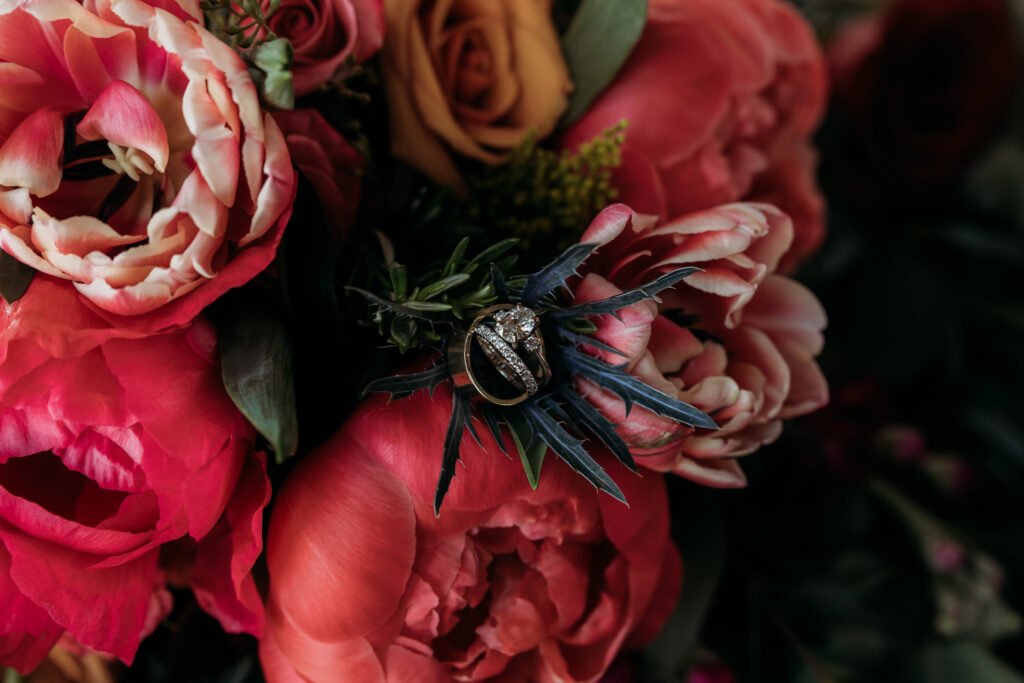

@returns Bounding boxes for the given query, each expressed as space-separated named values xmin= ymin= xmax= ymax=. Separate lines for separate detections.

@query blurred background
xmin=18 ymin=0 xmax=1024 ymax=682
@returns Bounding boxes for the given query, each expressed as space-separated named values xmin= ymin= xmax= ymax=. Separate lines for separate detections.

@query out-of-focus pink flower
xmin=575 ymin=204 xmax=828 ymax=487
xmin=0 ymin=282 xmax=270 ymax=674
xmin=273 ymin=109 xmax=364 ymax=244
xmin=562 ymin=0 xmax=828 ymax=272
xmin=264 ymin=0 xmax=384 ymax=96
xmin=260 ymin=385 xmax=681 ymax=682
xmin=0 ymin=0 xmax=295 ymax=342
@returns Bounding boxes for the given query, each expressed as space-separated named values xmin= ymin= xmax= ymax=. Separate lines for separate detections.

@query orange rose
xmin=383 ymin=0 xmax=572 ymax=189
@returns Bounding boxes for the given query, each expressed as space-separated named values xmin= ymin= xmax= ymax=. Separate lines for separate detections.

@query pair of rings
xmin=449 ymin=304 xmax=551 ymax=406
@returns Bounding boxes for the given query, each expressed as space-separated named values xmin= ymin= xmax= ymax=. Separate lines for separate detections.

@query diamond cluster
xmin=493 ymin=305 xmax=541 ymax=352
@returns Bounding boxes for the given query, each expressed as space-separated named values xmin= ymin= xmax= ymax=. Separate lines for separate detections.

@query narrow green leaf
xmin=442 ymin=237 xmax=470 ymax=278
xmin=560 ymin=0 xmax=648 ymax=125
xmin=465 ymin=238 xmax=520 ymax=273
xmin=505 ymin=409 xmax=547 ymax=489
xmin=389 ymin=263 xmax=408 ymax=300
xmin=403 ymin=300 xmax=453 ymax=313
xmin=0 ymin=250 xmax=34 ymax=303
xmin=418 ymin=273 xmax=471 ymax=300
xmin=217 ymin=295 xmax=298 ymax=463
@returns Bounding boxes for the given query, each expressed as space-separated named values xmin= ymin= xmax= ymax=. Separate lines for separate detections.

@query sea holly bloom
xmin=0 ymin=281 xmax=270 ymax=674
xmin=575 ymin=203 xmax=828 ymax=487
xmin=260 ymin=385 xmax=680 ymax=682
xmin=0 ymin=0 xmax=295 ymax=341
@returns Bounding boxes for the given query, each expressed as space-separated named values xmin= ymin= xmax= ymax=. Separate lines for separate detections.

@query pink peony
xmin=260 ymin=385 xmax=680 ymax=682
xmin=0 ymin=0 xmax=295 ymax=339
xmin=574 ymin=203 xmax=827 ymax=487
xmin=265 ymin=0 xmax=384 ymax=96
xmin=562 ymin=0 xmax=827 ymax=272
xmin=0 ymin=281 xmax=270 ymax=673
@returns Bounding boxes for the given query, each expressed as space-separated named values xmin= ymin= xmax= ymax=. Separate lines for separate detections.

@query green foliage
xmin=463 ymin=123 xmax=626 ymax=252
xmin=201 ymin=0 xmax=294 ymax=108
xmin=350 ymin=237 xmax=521 ymax=353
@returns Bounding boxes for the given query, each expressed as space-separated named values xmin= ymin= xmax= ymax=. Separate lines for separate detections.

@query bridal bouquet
xmin=3 ymin=0 xmax=1016 ymax=681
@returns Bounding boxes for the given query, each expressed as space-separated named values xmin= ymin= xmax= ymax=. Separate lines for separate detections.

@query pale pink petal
xmin=77 ymin=79 xmax=168 ymax=171
xmin=0 ymin=109 xmax=63 ymax=197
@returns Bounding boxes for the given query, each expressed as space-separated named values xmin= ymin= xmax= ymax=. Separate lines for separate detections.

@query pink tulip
xmin=0 ymin=0 xmax=295 ymax=348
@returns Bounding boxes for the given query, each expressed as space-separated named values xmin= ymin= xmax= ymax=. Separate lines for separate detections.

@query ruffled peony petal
xmin=192 ymin=451 xmax=270 ymax=635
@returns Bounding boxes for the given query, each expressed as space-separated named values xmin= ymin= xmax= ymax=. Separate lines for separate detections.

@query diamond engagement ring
xmin=448 ymin=304 xmax=551 ymax=406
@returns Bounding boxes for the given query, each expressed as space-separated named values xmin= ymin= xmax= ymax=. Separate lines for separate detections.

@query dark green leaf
xmin=564 ymin=347 xmax=718 ymax=429
xmin=465 ymin=238 xmax=520 ymax=273
xmin=521 ymin=243 xmax=596 ymax=306
xmin=434 ymin=391 xmax=470 ymax=515
xmin=418 ymin=273 xmax=471 ymax=300
xmin=442 ymin=238 xmax=470 ymax=278
xmin=505 ymin=409 xmax=547 ymax=488
xmin=490 ymin=263 xmax=510 ymax=300
xmin=559 ymin=387 xmax=637 ymax=472
xmin=346 ymin=287 xmax=448 ymax=320
xmin=553 ymin=267 xmax=700 ymax=319
xmin=560 ymin=0 xmax=647 ymax=124
xmin=363 ymin=364 xmax=450 ymax=398
xmin=217 ymin=295 xmax=298 ymax=463
xmin=0 ymin=250 xmax=34 ymax=303
xmin=522 ymin=401 xmax=626 ymax=503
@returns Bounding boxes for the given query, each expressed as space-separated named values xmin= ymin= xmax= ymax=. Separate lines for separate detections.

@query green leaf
xmin=560 ymin=0 xmax=647 ymax=124
xmin=252 ymin=37 xmax=292 ymax=72
xmin=0 ymin=250 xmax=34 ymax=303
xmin=261 ymin=69 xmax=294 ymax=110
xmin=418 ymin=273 xmax=471 ymax=300
xmin=505 ymin=409 xmax=547 ymax=489
xmin=217 ymin=294 xmax=298 ymax=463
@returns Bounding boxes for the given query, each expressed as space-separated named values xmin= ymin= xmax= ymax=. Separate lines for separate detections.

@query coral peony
xmin=574 ymin=203 xmax=827 ymax=487
xmin=0 ymin=281 xmax=270 ymax=673
xmin=0 ymin=0 xmax=295 ymax=337
xmin=562 ymin=0 xmax=827 ymax=271
xmin=260 ymin=384 xmax=680 ymax=682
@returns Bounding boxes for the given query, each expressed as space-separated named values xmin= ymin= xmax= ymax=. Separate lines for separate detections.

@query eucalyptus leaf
xmin=261 ymin=69 xmax=294 ymax=110
xmin=0 ymin=250 xmax=34 ymax=303
xmin=217 ymin=294 xmax=298 ymax=463
xmin=560 ymin=0 xmax=648 ymax=124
